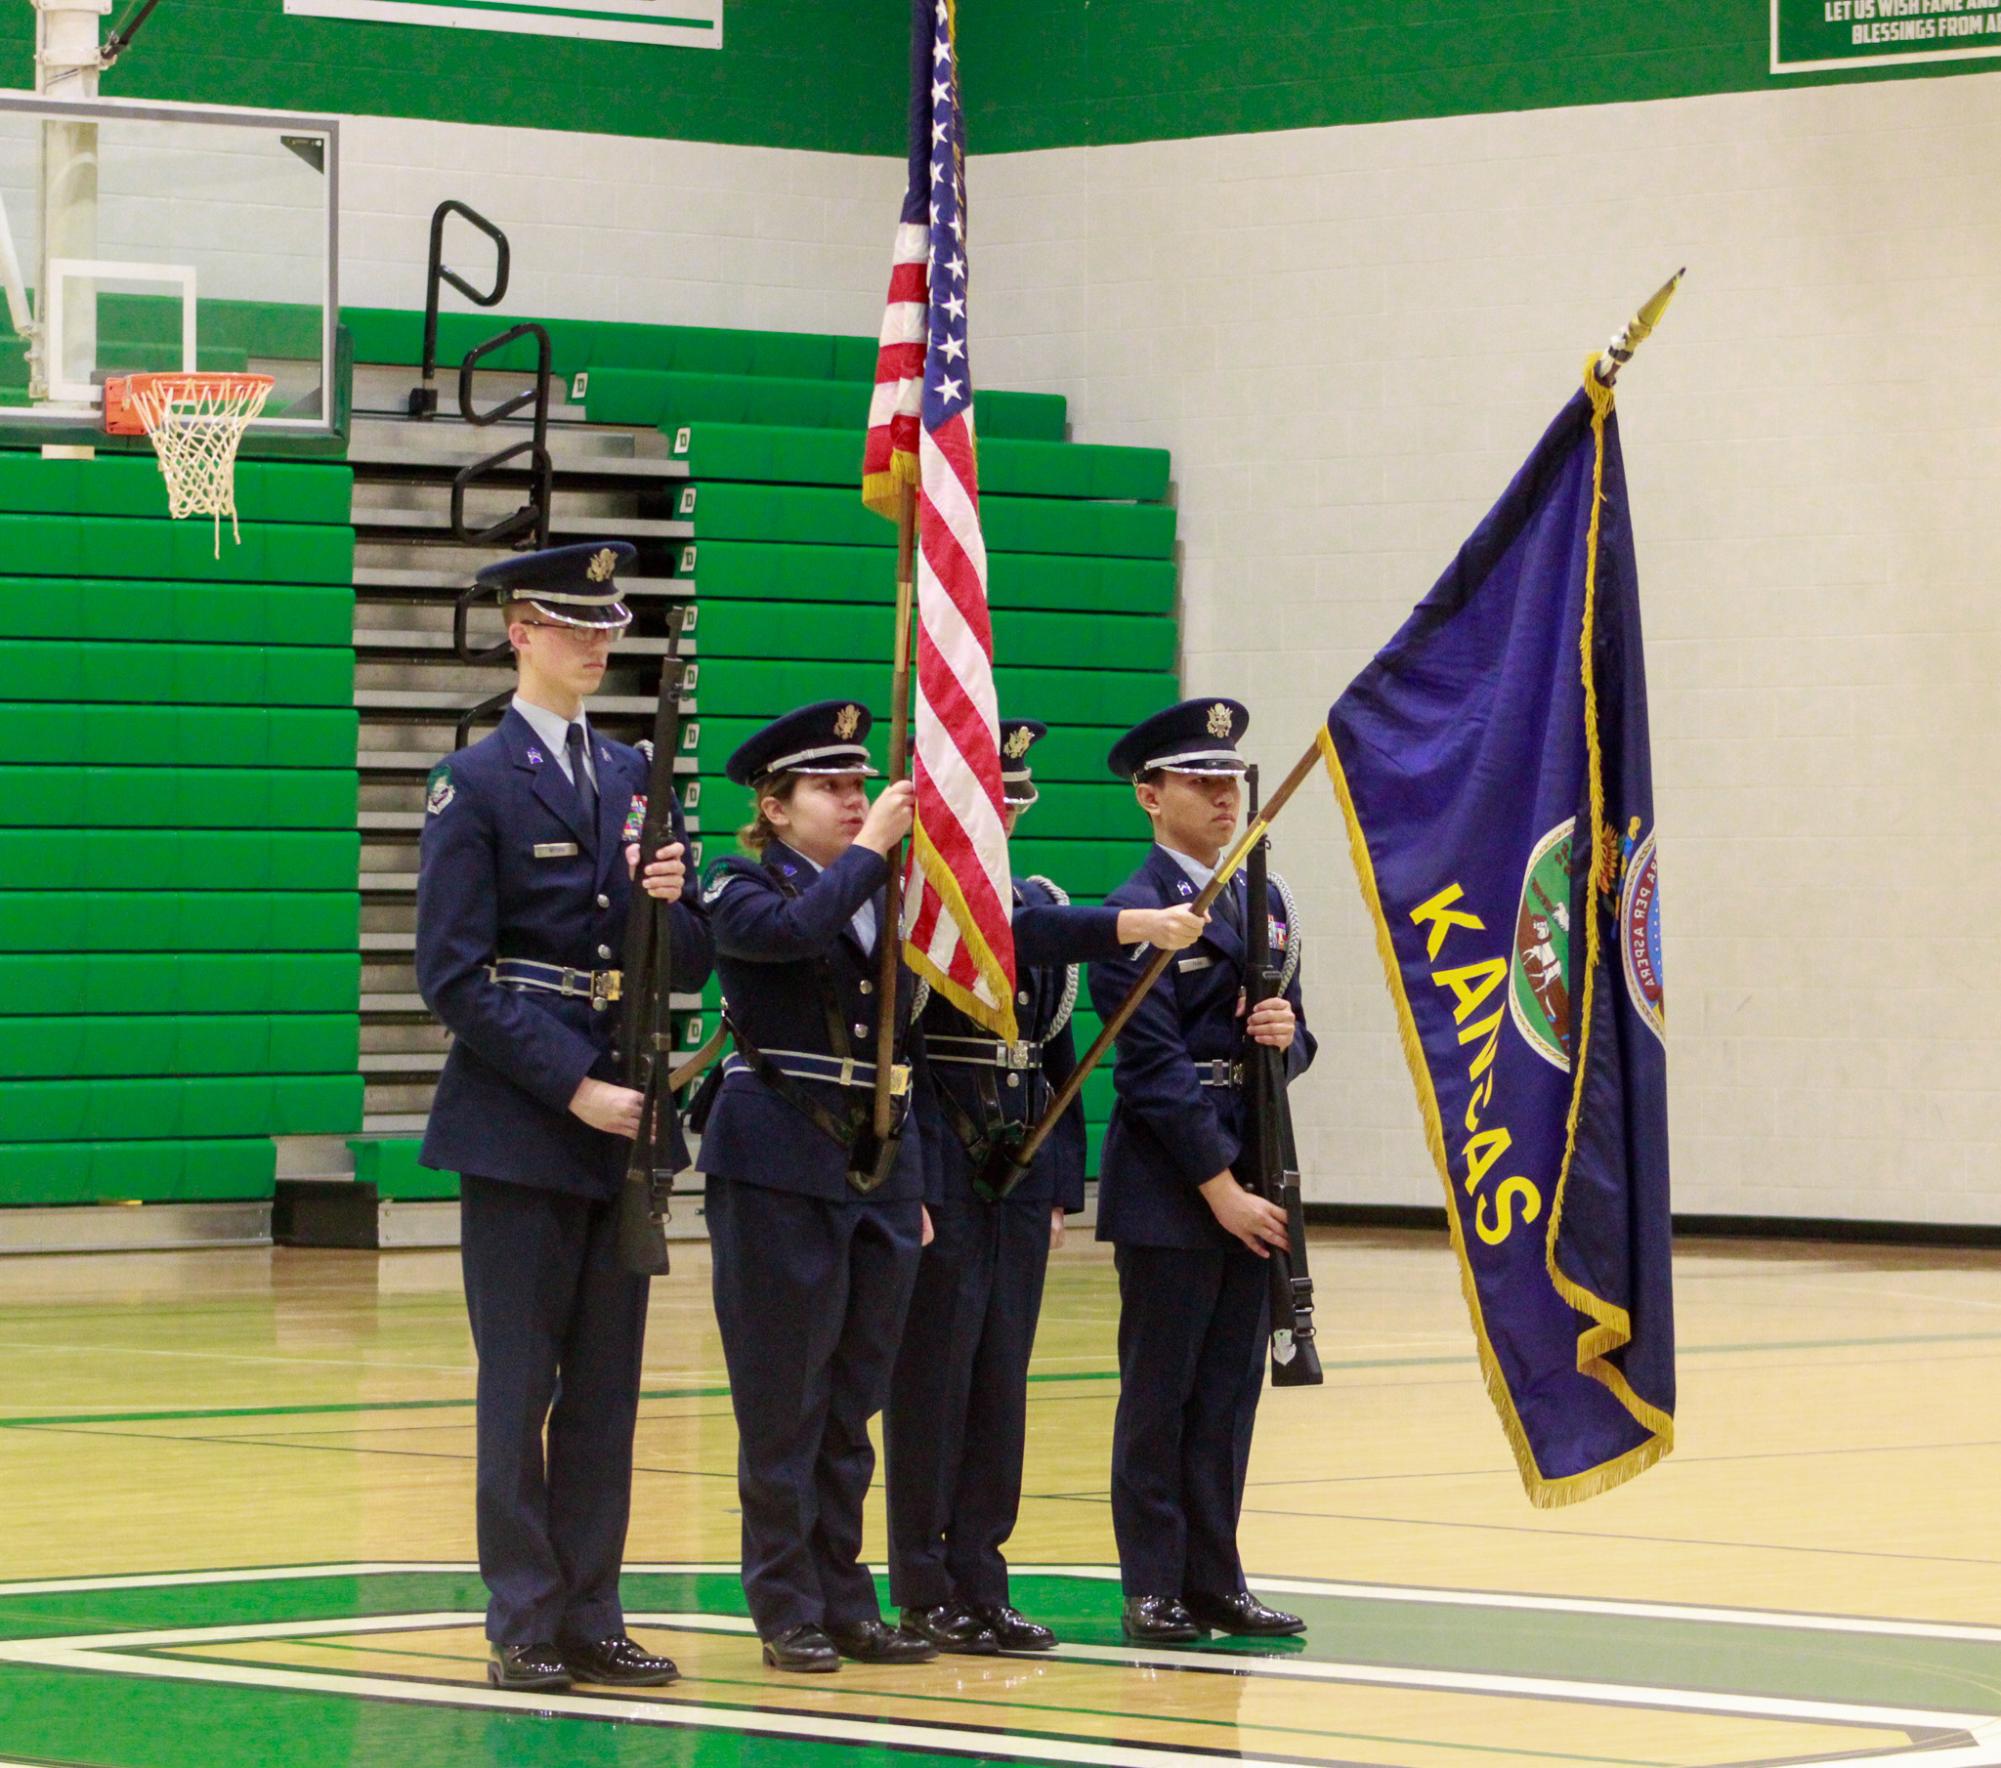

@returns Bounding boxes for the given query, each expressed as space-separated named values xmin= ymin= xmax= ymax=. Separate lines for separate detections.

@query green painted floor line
xmin=6 ymin=1329 xmax=2000 ymax=1434
xmin=171 ymin=1638 xmax=1683 ymax=1766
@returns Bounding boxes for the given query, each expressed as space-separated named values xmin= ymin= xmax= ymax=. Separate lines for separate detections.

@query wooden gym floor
xmin=2 ymin=1225 xmax=1999 ymax=1767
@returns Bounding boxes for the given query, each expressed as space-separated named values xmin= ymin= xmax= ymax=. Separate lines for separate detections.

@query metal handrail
xmin=449 ymin=320 xmax=555 ymax=664
xmin=409 ymin=200 xmax=510 ymax=419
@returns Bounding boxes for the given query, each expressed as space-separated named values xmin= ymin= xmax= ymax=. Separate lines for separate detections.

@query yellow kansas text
xmin=1410 ymin=883 xmax=1544 ymax=1247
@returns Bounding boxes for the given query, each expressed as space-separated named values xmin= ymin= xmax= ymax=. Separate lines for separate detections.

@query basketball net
xmin=104 ymin=372 xmax=274 ymax=557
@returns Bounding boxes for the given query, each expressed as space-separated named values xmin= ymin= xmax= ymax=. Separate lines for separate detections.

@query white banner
xmin=284 ymin=0 xmax=720 ymax=51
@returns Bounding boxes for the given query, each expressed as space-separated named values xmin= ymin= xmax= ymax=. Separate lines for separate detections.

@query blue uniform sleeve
xmin=1086 ymin=893 xmax=1239 ymax=1191
xmin=1039 ymin=1013 xmax=1089 ymax=1214
xmin=1013 ymin=900 xmax=1124 ymax=968
xmin=1283 ymin=960 xmax=1315 ymax=1081
xmin=707 ymin=844 xmax=888 ymax=961
xmin=415 ymin=764 xmax=602 ymax=1116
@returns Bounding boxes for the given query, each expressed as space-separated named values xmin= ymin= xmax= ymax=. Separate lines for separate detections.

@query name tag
xmin=532 ymin=842 xmax=580 ymax=859
xmin=1177 ymin=955 xmax=1215 ymax=974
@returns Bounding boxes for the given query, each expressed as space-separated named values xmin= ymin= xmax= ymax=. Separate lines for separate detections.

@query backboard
xmin=0 ymin=91 xmax=340 ymax=443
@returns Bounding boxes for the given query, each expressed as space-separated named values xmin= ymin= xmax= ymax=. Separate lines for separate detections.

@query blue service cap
xmin=1107 ymin=697 xmax=1250 ymax=782
xmin=726 ymin=699 xmax=881 ymax=786
xmin=999 ymin=718 xmax=1047 ymax=806
xmin=477 ymin=541 xmax=636 ymax=630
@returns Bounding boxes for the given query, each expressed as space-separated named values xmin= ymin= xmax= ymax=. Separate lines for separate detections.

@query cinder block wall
xmin=971 ymin=73 xmax=2001 ymax=1225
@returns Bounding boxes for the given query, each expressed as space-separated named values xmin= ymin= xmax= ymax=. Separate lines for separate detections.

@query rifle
xmin=979 ymin=736 xmax=1325 ymax=1199
xmin=1241 ymin=764 xmax=1321 ymax=1386
xmin=614 ymin=602 xmax=691 ymax=1276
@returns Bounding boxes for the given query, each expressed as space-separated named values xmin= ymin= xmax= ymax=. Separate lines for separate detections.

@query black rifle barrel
xmin=614 ymin=604 xmax=690 ymax=1276
xmin=1243 ymin=765 xmax=1321 ymax=1387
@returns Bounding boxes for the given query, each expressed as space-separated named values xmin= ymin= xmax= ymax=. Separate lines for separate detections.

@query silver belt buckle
xmin=589 ymin=969 xmax=623 ymax=1007
xmin=1003 ymin=1042 xmax=1034 ymax=1071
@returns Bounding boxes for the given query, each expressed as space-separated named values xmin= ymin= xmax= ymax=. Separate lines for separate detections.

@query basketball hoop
xmin=103 ymin=371 xmax=274 ymax=555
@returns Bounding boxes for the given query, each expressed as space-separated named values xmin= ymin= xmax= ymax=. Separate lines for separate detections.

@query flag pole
xmin=873 ymin=477 xmax=918 ymax=1138
xmin=995 ymin=735 xmax=1325 ymax=1186
xmin=1593 ymin=268 xmax=1684 ymax=388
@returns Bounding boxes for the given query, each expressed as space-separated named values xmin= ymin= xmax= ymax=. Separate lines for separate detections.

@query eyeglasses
xmin=516 ymin=620 xmax=627 ymax=644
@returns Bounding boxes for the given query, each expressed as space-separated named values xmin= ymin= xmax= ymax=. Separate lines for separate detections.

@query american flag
xmin=862 ymin=0 xmax=1017 ymax=1041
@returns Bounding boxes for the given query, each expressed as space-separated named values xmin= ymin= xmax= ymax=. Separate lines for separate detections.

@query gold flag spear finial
xmin=1593 ymin=268 xmax=1684 ymax=388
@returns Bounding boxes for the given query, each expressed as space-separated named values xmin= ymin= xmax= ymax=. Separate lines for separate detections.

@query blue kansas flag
xmin=1323 ymin=367 xmax=1673 ymax=1506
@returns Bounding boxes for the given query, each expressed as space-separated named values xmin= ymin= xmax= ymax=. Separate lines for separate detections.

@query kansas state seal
xmin=1509 ymin=820 xmax=1575 ymax=1072
xmin=1619 ymin=825 xmax=1665 ymax=1043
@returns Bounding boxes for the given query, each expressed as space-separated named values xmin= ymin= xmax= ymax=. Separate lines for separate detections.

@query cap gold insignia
xmin=1206 ymin=701 xmax=1234 ymax=739
xmin=1004 ymin=726 xmax=1034 ymax=760
xmin=834 ymin=703 xmax=861 ymax=741
xmin=586 ymin=548 xmax=619 ymax=584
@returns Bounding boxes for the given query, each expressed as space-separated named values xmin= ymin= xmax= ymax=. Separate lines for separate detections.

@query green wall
xmin=0 ymin=0 xmax=906 ymax=155
xmin=3 ymin=1 xmax=1991 ymax=157
xmin=959 ymin=1 xmax=2001 ymax=151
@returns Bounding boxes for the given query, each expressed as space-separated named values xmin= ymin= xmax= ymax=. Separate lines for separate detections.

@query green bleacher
xmin=0 ymin=453 xmax=361 ymax=1211
xmin=0 ymin=306 xmax=1174 ymax=1213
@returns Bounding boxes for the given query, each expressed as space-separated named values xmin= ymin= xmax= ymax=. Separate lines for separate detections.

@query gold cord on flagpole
xmin=1592 ymin=269 xmax=1684 ymax=388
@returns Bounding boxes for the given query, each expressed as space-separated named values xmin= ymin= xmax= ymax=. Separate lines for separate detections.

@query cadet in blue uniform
xmin=697 ymin=701 xmax=937 ymax=1674
xmin=884 ymin=720 xmax=1208 ymax=1653
xmin=415 ymin=543 xmax=713 ymax=1693
xmin=1087 ymin=698 xmax=1316 ymax=1644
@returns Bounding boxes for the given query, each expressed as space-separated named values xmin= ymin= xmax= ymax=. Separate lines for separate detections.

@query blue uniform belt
xmin=1195 ymin=1059 xmax=1245 ymax=1089
xmin=722 ymin=1049 xmax=911 ymax=1096
xmin=928 ymin=1034 xmax=1044 ymax=1071
xmin=488 ymin=957 xmax=623 ymax=1007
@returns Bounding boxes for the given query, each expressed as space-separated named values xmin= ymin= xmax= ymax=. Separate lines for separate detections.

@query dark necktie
xmin=1215 ymin=871 xmax=1245 ymax=933
xmin=565 ymin=722 xmax=597 ymax=826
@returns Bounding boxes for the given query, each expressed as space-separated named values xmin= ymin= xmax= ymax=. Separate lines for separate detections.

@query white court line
xmin=0 ymin=1622 xmax=1344 ymax=1768
xmin=6 ymin=1608 xmax=2000 ymax=1762
xmin=1006 ymin=1564 xmax=2001 ymax=1645
xmin=12 ymin=1560 xmax=2001 ymax=1648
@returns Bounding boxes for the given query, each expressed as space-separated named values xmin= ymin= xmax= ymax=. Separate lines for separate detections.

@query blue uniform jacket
xmin=415 ymin=706 xmax=713 ymax=1196
xmin=917 ymin=876 xmax=1124 ymax=1212
xmin=699 ymin=837 xmax=927 ymax=1203
xmin=1088 ymin=844 xmax=1314 ymax=1249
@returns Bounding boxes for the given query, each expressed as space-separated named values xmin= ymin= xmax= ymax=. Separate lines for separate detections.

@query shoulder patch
xmin=425 ymin=763 xmax=455 ymax=817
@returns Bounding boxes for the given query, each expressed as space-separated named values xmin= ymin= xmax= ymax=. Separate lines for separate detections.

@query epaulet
xmin=1025 ymin=873 xmax=1071 ymax=908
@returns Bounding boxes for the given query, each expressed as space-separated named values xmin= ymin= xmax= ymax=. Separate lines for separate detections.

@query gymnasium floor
xmin=2 ymin=1226 xmax=1999 ymax=1767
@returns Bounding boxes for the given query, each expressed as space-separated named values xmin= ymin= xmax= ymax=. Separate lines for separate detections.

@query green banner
xmin=1774 ymin=0 xmax=2001 ymax=70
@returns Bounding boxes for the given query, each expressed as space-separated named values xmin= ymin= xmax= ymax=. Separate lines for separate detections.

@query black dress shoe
xmin=1181 ymin=1589 xmax=1305 ymax=1637
xmin=488 ymin=1642 xmax=573 ymax=1691
xmin=968 ymin=1604 xmax=1056 ymax=1651
xmin=1121 ymin=1595 xmax=1200 ymax=1644
xmin=828 ymin=1617 xmax=939 ymax=1664
xmin=561 ymin=1633 xmax=679 ymax=1686
xmin=900 ymin=1602 xmax=999 ymax=1654
xmin=762 ymin=1623 xmax=840 ymax=1673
